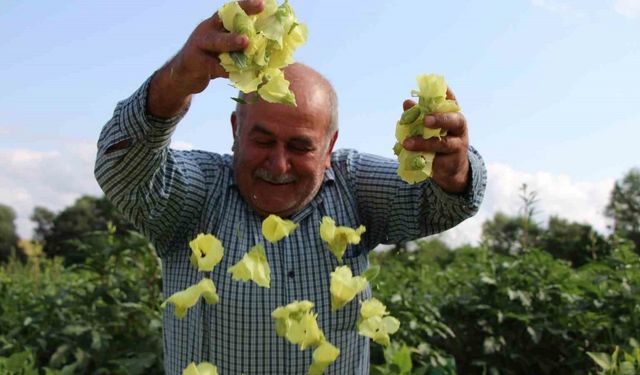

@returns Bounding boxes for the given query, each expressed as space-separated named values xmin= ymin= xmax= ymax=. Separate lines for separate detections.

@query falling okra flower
xmin=394 ymin=74 xmax=461 ymax=184
xmin=329 ymin=265 xmax=368 ymax=311
xmin=357 ymin=298 xmax=400 ymax=347
xmin=161 ymin=278 xmax=220 ymax=319
xmin=262 ymin=214 xmax=298 ymax=243
xmin=271 ymin=300 xmax=341 ymax=372
xmin=189 ymin=233 xmax=224 ymax=272
xmin=309 ymin=341 xmax=341 ymax=375
xmin=319 ymin=216 xmax=366 ymax=262
xmin=227 ymin=243 xmax=272 ymax=288
xmin=182 ymin=362 xmax=219 ymax=375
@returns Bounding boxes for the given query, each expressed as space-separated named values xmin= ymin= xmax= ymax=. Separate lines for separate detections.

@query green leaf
xmin=231 ymin=96 xmax=248 ymax=104
xmin=526 ymin=326 xmax=541 ymax=344
xmin=362 ymin=265 xmax=381 ymax=282
xmin=392 ymin=345 xmax=412 ymax=374
xmin=230 ymin=52 xmax=249 ymax=70
xmin=59 ymin=362 xmax=78 ymax=375
xmin=5 ymin=350 xmax=32 ymax=372
xmin=49 ymin=344 xmax=71 ymax=367
xmin=619 ymin=362 xmax=636 ymax=375
xmin=587 ymin=352 xmax=612 ymax=370
xmin=110 ymin=353 xmax=157 ymax=375
xmin=62 ymin=324 xmax=90 ymax=336
xmin=612 ymin=346 xmax=620 ymax=364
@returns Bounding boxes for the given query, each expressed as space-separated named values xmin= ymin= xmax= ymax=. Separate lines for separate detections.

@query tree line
xmin=5 ymin=167 xmax=637 ymax=264
xmin=0 ymin=168 xmax=638 ymax=373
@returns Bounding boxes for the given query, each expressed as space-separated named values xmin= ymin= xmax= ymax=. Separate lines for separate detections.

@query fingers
xmin=399 ymin=85 xmax=468 ymax=155
xmin=209 ymin=13 xmax=225 ymax=30
xmin=199 ymin=0 xmax=264 ymax=53
xmin=402 ymin=135 xmax=467 ymax=155
xmin=210 ymin=0 xmax=265 ymax=28
xmin=238 ymin=0 xmax=265 ymax=15
xmin=446 ymin=87 xmax=457 ymax=102
xmin=198 ymin=32 xmax=249 ymax=54
xmin=403 ymin=99 xmax=416 ymax=111
xmin=424 ymin=112 xmax=467 ymax=137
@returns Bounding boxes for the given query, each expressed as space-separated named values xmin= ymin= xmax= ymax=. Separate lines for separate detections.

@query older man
xmin=94 ymin=1 xmax=487 ymax=373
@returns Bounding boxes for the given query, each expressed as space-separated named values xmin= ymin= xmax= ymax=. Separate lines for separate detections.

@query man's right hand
xmin=147 ymin=0 xmax=264 ymax=119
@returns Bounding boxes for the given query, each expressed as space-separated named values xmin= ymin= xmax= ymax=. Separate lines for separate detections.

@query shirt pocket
xmin=342 ymin=241 xmax=367 ymax=259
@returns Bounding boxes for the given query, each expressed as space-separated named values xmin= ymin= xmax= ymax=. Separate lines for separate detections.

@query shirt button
xmin=287 ymin=270 xmax=295 ymax=279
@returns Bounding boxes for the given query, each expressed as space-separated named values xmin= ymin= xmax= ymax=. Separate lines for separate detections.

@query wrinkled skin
xmin=231 ymin=65 xmax=337 ymax=217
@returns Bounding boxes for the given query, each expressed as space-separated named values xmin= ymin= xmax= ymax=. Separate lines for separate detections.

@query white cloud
xmin=437 ymin=163 xmax=615 ymax=247
xmin=531 ymin=0 xmax=587 ymax=18
xmin=614 ymin=0 xmax=640 ymax=18
xmin=170 ymin=140 xmax=194 ymax=150
xmin=0 ymin=143 xmax=102 ymax=239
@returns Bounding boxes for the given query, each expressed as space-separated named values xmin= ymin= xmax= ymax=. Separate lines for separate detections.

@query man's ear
xmin=324 ymin=130 xmax=339 ymax=168
xmin=231 ymin=112 xmax=238 ymax=139
xmin=231 ymin=112 xmax=238 ymax=152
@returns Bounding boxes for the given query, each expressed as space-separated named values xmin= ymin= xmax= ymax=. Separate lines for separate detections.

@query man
xmin=94 ymin=0 xmax=487 ymax=373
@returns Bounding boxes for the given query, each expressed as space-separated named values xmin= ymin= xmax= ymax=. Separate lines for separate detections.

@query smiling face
xmin=231 ymin=65 xmax=338 ymax=218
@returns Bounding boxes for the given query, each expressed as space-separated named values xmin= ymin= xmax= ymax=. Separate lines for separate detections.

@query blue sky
xmin=1 ymin=0 xmax=639 ymax=242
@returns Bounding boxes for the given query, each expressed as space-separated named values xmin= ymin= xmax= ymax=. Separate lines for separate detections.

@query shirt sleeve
xmin=338 ymin=146 xmax=487 ymax=247
xmin=93 ymin=76 xmax=221 ymax=257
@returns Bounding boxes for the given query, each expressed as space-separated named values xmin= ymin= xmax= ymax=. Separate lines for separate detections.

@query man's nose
xmin=267 ymin=146 xmax=291 ymax=175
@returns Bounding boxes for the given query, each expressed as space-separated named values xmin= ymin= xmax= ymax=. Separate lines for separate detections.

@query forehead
xmin=239 ymin=89 xmax=331 ymax=140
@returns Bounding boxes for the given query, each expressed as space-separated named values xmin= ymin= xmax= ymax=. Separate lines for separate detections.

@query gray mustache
xmin=254 ymin=169 xmax=297 ymax=184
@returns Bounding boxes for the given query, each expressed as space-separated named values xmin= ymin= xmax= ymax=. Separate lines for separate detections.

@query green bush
xmin=370 ymin=239 xmax=640 ymax=375
xmin=0 ymin=226 xmax=164 ymax=374
xmin=2 ymin=224 xmax=639 ymax=375
xmin=588 ymin=340 xmax=640 ymax=375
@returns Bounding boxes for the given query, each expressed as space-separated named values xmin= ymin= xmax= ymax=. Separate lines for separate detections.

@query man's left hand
xmin=401 ymin=89 xmax=470 ymax=194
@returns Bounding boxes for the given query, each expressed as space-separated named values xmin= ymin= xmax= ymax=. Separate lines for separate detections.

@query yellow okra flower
xmin=262 ymin=214 xmax=298 ymax=243
xmin=330 ymin=265 xmax=368 ymax=311
xmin=182 ymin=362 xmax=219 ymax=375
xmin=161 ymin=278 xmax=219 ymax=319
xmin=319 ymin=217 xmax=366 ymax=262
xmin=394 ymin=74 xmax=460 ymax=184
xmin=189 ymin=233 xmax=224 ymax=272
xmin=218 ymin=0 xmax=307 ymax=105
xmin=308 ymin=340 xmax=340 ymax=375
xmin=228 ymin=243 xmax=271 ymax=288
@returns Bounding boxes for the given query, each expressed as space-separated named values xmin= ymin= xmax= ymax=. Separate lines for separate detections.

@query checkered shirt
xmin=94 ymin=77 xmax=487 ymax=375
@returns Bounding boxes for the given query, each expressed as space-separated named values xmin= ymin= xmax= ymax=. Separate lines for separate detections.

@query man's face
xmin=232 ymin=88 xmax=337 ymax=218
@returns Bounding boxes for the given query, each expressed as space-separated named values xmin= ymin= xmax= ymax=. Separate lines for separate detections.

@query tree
xmin=518 ymin=183 xmax=539 ymax=251
xmin=0 ymin=204 xmax=21 ymax=262
xmin=42 ymin=195 xmax=134 ymax=262
xmin=480 ymin=211 xmax=543 ymax=255
xmin=605 ymin=167 xmax=640 ymax=252
xmin=30 ymin=206 xmax=55 ymax=243
xmin=481 ymin=184 xmax=543 ymax=255
xmin=538 ymin=216 xmax=610 ymax=267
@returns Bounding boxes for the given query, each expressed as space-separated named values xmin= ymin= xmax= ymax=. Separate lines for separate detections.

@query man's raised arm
xmin=337 ymin=88 xmax=487 ymax=248
xmin=94 ymin=0 xmax=265 ymax=255
xmin=147 ymin=0 xmax=263 ymax=118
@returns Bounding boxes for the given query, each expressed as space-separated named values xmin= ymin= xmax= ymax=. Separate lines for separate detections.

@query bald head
xmin=230 ymin=63 xmax=340 ymax=218
xmin=234 ymin=63 xmax=339 ymax=139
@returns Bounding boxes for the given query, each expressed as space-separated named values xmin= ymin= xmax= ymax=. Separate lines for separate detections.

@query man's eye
xmin=288 ymin=144 xmax=314 ymax=153
xmin=254 ymin=139 xmax=274 ymax=146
